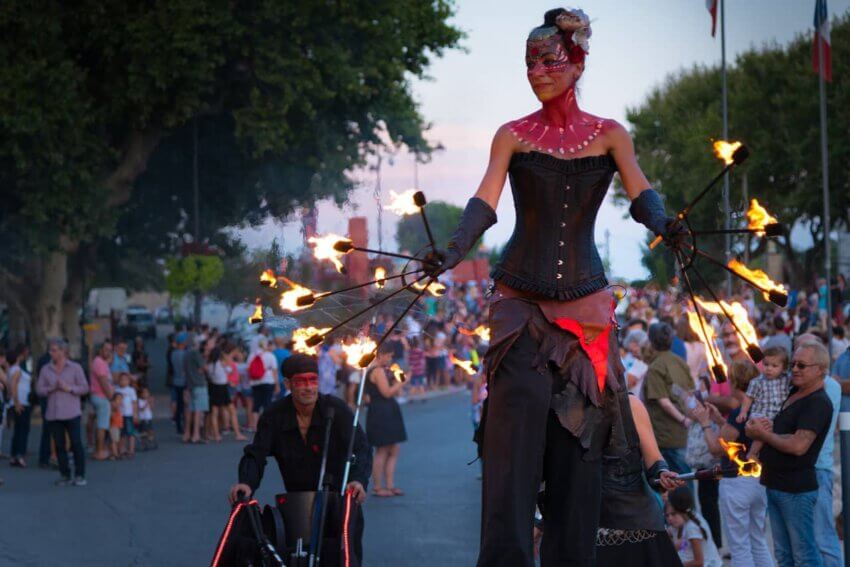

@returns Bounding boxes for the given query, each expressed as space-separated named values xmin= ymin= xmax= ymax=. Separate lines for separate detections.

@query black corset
xmin=491 ymin=152 xmax=616 ymax=300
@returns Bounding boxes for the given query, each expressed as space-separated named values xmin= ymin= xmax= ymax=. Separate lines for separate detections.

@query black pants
xmin=698 ymin=478 xmax=722 ymax=548
xmin=172 ymin=386 xmax=185 ymax=434
xmin=51 ymin=417 xmax=85 ymax=479
xmin=478 ymin=330 xmax=601 ymax=567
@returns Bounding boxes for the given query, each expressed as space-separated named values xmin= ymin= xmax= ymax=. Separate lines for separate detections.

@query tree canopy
xmin=621 ymin=13 xmax=850 ymax=286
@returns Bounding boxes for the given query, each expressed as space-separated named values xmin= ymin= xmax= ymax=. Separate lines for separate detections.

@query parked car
xmin=124 ymin=308 xmax=156 ymax=339
xmin=154 ymin=306 xmax=172 ymax=324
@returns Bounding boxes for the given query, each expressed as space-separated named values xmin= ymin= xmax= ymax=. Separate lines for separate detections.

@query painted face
xmin=288 ymin=373 xmax=319 ymax=406
xmin=526 ymin=33 xmax=576 ymax=102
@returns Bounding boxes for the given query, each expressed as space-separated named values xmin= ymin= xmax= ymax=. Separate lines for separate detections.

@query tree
xmin=395 ymin=201 xmax=484 ymax=258
xmin=619 ymin=13 xmax=850 ymax=288
xmin=0 ymin=1 xmax=462 ymax=355
xmin=164 ymin=255 xmax=224 ymax=324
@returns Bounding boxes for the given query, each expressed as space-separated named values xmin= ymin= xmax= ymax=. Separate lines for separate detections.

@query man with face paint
xmin=426 ymin=8 xmax=686 ymax=567
xmin=228 ymin=353 xmax=371 ymax=562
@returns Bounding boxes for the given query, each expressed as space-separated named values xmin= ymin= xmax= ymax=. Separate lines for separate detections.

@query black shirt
xmin=759 ymin=387 xmax=833 ymax=493
xmin=238 ymin=394 xmax=372 ymax=493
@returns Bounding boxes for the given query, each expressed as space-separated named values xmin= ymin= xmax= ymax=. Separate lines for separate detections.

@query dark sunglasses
xmin=790 ymin=361 xmax=820 ymax=370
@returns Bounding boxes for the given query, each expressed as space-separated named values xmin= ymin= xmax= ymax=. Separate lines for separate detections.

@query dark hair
xmin=834 ymin=326 xmax=845 ymax=339
xmin=773 ymin=315 xmax=786 ymax=332
xmin=208 ymin=346 xmax=222 ymax=364
xmin=648 ymin=322 xmax=674 ymax=351
xmin=762 ymin=346 xmax=789 ymax=369
xmin=7 ymin=343 xmax=27 ymax=365
xmin=627 ymin=319 xmax=648 ymax=332
xmin=668 ymin=486 xmax=708 ymax=541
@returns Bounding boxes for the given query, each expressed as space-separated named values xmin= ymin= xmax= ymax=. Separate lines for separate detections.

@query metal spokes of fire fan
xmin=652 ymin=141 xmax=789 ymax=383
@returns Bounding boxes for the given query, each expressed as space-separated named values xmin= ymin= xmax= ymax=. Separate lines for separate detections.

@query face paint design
xmin=526 ymin=32 xmax=571 ymax=76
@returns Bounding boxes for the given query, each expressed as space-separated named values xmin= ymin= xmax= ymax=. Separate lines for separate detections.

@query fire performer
xmin=227 ymin=353 xmax=372 ymax=562
xmin=427 ymin=7 xmax=686 ymax=566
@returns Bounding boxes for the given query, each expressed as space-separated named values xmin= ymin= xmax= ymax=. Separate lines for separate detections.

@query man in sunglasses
xmin=746 ymin=342 xmax=834 ymax=567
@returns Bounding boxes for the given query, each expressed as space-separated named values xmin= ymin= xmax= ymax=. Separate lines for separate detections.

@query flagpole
xmin=720 ymin=0 xmax=731 ymax=296
xmin=818 ymin=17 xmax=833 ymax=361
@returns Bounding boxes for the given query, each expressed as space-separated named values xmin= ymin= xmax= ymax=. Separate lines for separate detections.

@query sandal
xmin=389 ymin=487 xmax=404 ymax=496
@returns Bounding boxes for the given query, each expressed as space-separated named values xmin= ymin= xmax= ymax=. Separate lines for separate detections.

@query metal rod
xmin=693 ymin=227 xmax=775 ymax=236
xmin=312 ymin=269 xmax=425 ymax=299
xmin=341 ymin=366 xmax=368 ymax=496
xmin=418 ymin=208 xmax=437 ymax=251
xmin=370 ymin=281 xmax=430 ymax=354
xmin=688 ymin=261 xmax=764 ymax=362
xmin=318 ymin=273 xmax=429 ymax=338
xmin=351 ymin=246 xmax=436 ymax=265
xmin=675 ymin=250 xmax=726 ymax=383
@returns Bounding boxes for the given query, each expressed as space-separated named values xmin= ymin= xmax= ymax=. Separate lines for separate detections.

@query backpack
xmin=248 ymin=354 xmax=266 ymax=381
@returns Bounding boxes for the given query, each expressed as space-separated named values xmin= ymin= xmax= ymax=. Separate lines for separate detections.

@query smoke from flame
xmin=260 ymin=269 xmax=278 ymax=288
xmin=713 ymin=140 xmax=743 ymax=165
xmin=341 ymin=337 xmax=377 ymax=368
xmin=384 ymin=189 xmax=421 ymax=216
xmin=686 ymin=311 xmax=728 ymax=380
xmin=308 ymin=234 xmax=350 ymax=273
xmin=719 ymin=438 xmax=762 ymax=477
xmin=450 ymin=354 xmax=478 ymax=376
xmin=727 ymin=259 xmax=787 ymax=302
xmin=746 ymin=199 xmax=779 ymax=234
xmin=694 ymin=298 xmax=758 ymax=355
xmin=374 ymin=267 xmax=387 ymax=289
xmin=459 ymin=325 xmax=491 ymax=342
xmin=279 ymin=283 xmax=315 ymax=312
xmin=292 ymin=327 xmax=331 ymax=356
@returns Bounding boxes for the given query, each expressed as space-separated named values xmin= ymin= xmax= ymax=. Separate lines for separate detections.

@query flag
xmin=706 ymin=0 xmax=718 ymax=38
xmin=813 ymin=0 xmax=832 ymax=82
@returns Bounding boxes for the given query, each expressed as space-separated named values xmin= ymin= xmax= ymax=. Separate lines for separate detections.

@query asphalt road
xmin=0 ymin=391 xmax=481 ymax=566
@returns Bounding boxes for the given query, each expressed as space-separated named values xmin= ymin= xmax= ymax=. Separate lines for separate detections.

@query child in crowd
xmin=115 ymin=372 xmax=138 ymax=457
xmin=137 ymin=387 xmax=156 ymax=450
xmin=407 ymin=336 xmax=426 ymax=398
xmin=736 ymin=346 xmax=790 ymax=458
xmin=109 ymin=393 xmax=124 ymax=459
xmin=666 ymin=486 xmax=723 ymax=567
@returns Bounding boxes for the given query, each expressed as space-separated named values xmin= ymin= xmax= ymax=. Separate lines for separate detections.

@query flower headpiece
xmin=555 ymin=9 xmax=591 ymax=63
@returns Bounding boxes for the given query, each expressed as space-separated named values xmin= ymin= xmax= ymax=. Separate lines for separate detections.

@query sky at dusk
xmin=239 ymin=0 xmax=849 ymax=281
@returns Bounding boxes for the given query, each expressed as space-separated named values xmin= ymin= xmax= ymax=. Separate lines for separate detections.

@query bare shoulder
xmin=493 ymin=121 xmax=523 ymax=154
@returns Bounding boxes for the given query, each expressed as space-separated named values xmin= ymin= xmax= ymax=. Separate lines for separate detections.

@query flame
xmin=260 ymin=269 xmax=278 ymax=288
xmin=248 ymin=304 xmax=263 ymax=324
xmin=727 ymin=258 xmax=788 ymax=302
xmin=384 ymin=189 xmax=421 ymax=216
xmin=694 ymin=298 xmax=758 ymax=354
xmin=308 ymin=233 xmax=350 ymax=273
xmin=746 ymin=199 xmax=779 ymax=235
xmin=292 ymin=327 xmax=331 ymax=356
xmin=279 ymin=283 xmax=315 ymax=312
xmin=412 ymin=280 xmax=446 ymax=297
xmin=686 ymin=311 xmax=728 ymax=379
xmin=341 ymin=337 xmax=377 ymax=368
xmin=713 ymin=140 xmax=743 ymax=165
xmin=374 ymin=267 xmax=387 ymax=289
xmin=719 ymin=438 xmax=762 ymax=477
xmin=459 ymin=325 xmax=491 ymax=342
xmin=450 ymin=354 xmax=478 ymax=376
xmin=389 ymin=363 xmax=406 ymax=383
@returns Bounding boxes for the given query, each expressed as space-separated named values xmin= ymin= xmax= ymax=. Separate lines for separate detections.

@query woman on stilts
xmin=430 ymin=7 xmax=686 ymax=566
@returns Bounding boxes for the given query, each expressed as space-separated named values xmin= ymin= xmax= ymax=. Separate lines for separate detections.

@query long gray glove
xmin=427 ymin=197 xmax=497 ymax=276
xmin=629 ymin=189 xmax=687 ymax=247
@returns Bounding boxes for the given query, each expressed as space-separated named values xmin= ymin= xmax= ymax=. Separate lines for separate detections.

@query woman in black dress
xmin=365 ymin=346 xmax=407 ymax=497
xmin=429 ymin=7 xmax=684 ymax=566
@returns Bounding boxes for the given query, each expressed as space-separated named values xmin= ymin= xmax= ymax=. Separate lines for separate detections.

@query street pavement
xmin=0 ymin=391 xmax=481 ymax=566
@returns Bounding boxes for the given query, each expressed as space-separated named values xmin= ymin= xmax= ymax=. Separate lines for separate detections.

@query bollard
xmin=840 ymin=404 xmax=850 ymax=566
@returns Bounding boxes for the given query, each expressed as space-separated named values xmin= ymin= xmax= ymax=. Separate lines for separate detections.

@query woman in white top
xmin=8 ymin=345 xmax=32 ymax=467
xmin=676 ymin=318 xmax=707 ymax=385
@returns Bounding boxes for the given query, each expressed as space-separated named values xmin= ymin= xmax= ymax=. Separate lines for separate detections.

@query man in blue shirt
xmin=815 ymin=374 xmax=842 ymax=567
xmin=110 ymin=339 xmax=131 ymax=376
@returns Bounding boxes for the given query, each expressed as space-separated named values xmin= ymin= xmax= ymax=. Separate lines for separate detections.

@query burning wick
xmin=259 ymin=269 xmax=278 ymax=288
xmin=341 ymin=337 xmax=378 ymax=369
xmin=694 ymin=298 xmax=763 ymax=363
xmin=248 ymin=304 xmax=263 ymax=324
xmin=450 ymin=355 xmax=478 ymax=376
xmin=389 ymin=363 xmax=406 ymax=383
xmin=746 ymin=199 xmax=782 ymax=237
xmin=374 ymin=267 xmax=387 ymax=289
xmin=309 ymin=233 xmax=350 ymax=273
xmin=412 ymin=280 xmax=446 ymax=297
xmin=719 ymin=438 xmax=762 ymax=477
xmin=458 ymin=325 xmax=491 ymax=342
xmin=727 ymin=259 xmax=788 ymax=306
xmin=713 ymin=140 xmax=747 ymax=165
xmin=279 ymin=283 xmax=317 ymax=312
xmin=686 ymin=311 xmax=728 ymax=382
xmin=292 ymin=327 xmax=331 ymax=356
xmin=384 ymin=189 xmax=422 ymax=216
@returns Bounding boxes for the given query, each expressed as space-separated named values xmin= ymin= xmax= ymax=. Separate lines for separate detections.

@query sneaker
xmin=54 ymin=477 xmax=73 ymax=487
xmin=72 ymin=477 xmax=87 ymax=487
